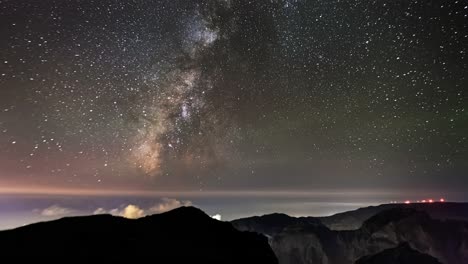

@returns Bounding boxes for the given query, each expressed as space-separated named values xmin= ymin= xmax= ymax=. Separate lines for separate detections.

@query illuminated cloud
xmin=40 ymin=205 xmax=74 ymax=217
xmin=96 ymin=204 xmax=144 ymax=219
xmin=93 ymin=198 xmax=193 ymax=219
xmin=211 ymin=214 xmax=222 ymax=221
xmin=93 ymin=207 xmax=107 ymax=215
xmin=121 ymin=204 xmax=145 ymax=219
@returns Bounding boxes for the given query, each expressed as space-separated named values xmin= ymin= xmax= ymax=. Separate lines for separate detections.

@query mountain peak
xmin=0 ymin=206 xmax=278 ymax=263
xmin=153 ymin=205 xmax=208 ymax=218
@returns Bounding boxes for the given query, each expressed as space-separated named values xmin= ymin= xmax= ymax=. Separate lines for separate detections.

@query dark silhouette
xmin=231 ymin=213 xmax=321 ymax=238
xmin=355 ymin=243 xmax=443 ymax=264
xmin=318 ymin=202 xmax=468 ymax=230
xmin=233 ymin=204 xmax=468 ymax=264
xmin=0 ymin=206 xmax=278 ymax=263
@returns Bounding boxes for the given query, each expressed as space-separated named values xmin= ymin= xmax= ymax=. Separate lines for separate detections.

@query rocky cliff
xmin=234 ymin=205 xmax=468 ymax=264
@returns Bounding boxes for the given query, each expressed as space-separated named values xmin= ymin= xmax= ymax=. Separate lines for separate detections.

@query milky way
xmin=0 ymin=0 xmax=467 ymax=192
xmin=131 ymin=7 xmax=221 ymax=175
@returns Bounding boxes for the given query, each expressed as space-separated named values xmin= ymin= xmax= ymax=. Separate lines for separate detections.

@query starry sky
xmin=0 ymin=0 xmax=467 ymax=228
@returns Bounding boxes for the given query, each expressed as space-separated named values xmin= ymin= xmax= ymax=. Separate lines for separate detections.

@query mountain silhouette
xmin=318 ymin=202 xmax=468 ymax=230
xmin=355 ymin=243 xmax=443 ymax=264
xmin=0 ymin=206 xmax=278 ymax=263
xmin=233 ymin=203 xmax=468 ymax=264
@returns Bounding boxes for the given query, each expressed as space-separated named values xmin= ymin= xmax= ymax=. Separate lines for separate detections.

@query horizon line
xmin=0 ymin=186 xmax=464 ymax=199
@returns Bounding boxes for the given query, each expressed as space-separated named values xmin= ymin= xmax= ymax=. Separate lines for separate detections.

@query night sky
xmin=0 ymin=0 xmax=467 ymax=228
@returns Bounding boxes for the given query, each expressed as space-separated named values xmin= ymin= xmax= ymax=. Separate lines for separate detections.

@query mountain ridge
xmin=232 ymin=203 xmax=468 ymax=264
xmin=0 ymin=206 xmax=278 ymax=263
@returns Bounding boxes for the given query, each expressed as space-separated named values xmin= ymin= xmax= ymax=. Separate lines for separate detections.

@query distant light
xmin=416 ymin=200 xmax=420 ymax=203
xmin=404 ymin=200 xmax=411 ymax=204
xmin=440 ymin=198 xmax=445 ymax=202
xmin=422 ymin=200 xmax=427 ymax=203
xmin=428 ymin=199 xmax=434 ymax=203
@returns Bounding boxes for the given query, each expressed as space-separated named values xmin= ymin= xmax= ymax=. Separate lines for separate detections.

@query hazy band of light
xmin=0 ymin=185 xmax=445 ymax=198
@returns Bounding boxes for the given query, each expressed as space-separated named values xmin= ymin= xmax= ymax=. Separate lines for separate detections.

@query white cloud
xmin=40 ymin=205 xmax=74 ymax=217
xmin=109 ymin=208 xmax=120 ymax=215
xmin=121 ymin=204 xmax=145 ymax=219
xmin=211 ymin=214 xmax=222 ymax=221
xmin=93 ymin=208 xmax=107 ymax=215
xmin=95 ymin=205 xmax=144 ymax=219
xmin=93 ymin=198 xmax=193 ymax=219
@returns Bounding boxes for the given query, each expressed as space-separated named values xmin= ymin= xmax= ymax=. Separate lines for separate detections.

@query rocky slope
xmin=0 ymin=206 xmax=278 ymax=263
xmin=318 ymin=202 xmax=468 ymax=230
xmin=231 ymin=213 xmax=320 ymax=238
xmin=355 ymin=243 xmax=443 ymax=264
xmin=234 ymin=206 xmax=468 ymax=264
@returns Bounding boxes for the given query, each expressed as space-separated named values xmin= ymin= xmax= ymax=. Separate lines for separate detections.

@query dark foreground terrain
xmin=233 ymin=203 xmax=468 ymax=264
xmin=1 ymin=203 xmax=467 ymax=264
xmin=355 ymin=243 xmax=443 ymax=264
xmin=318 ymin=202 xmax=468 ymax=230
xmin=0 ymin=206 xmax=277 ymax=263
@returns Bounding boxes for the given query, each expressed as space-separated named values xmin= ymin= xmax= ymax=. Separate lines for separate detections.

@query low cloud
xmin=40 ymin=205 xmax=74 ymax=217
xmin=93 ymin=205 xmax=144 ymax=219
xmin=93 ymin=198 xmax=192 ymax=219
xmin=93 ymin=208 xmax=107 ymax=215
xmin=121 ymin=204 xmax=145 ymax=219
xmin=211 ymin=214 xmax=222 ymax=221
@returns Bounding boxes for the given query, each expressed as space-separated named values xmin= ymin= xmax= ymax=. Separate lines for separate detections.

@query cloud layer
xmin=93 ymin=197 xmax=193 ymax=219
xmin=40 ymin=205 xmax=75 ymax=217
